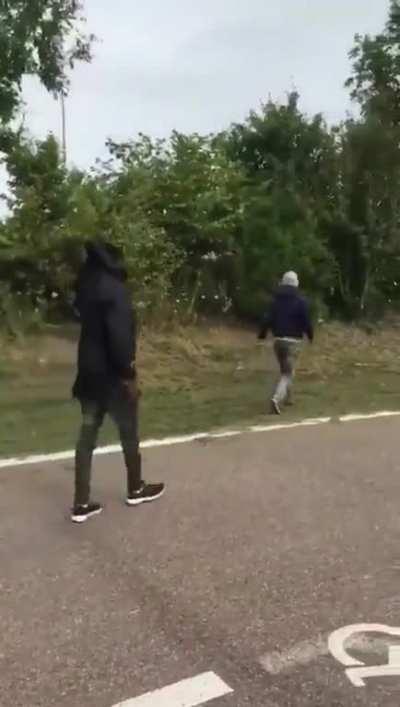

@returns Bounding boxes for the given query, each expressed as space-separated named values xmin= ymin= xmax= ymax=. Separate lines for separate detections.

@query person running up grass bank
xmin=258 ymin=271 xmax=314 ymax=415
xmin=71 ymin=241 xmax=164 ymax=523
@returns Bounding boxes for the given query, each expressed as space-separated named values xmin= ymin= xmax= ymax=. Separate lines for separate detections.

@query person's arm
xmin=258 ymin=310 xmax=272 ymax=340
xmin=72 ymin=272 xmax=84 ymax=321
xmin=72 ymin=297 xmax=81 ymax=322
xmin=103 ymin=286 xmax=137 ymax=380
xmin=302 ymin=300 xmax=314 ymax=342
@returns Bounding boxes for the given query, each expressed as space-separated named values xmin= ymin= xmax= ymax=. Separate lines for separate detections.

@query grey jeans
xmin=74 ymin=385 xmax=142 ymax=506
xmin=272 ymin=339 xmax=301 ymax=405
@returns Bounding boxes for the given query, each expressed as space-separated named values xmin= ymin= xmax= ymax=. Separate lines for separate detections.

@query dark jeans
xmin=74 ymin=385 xmax=142 ymax=506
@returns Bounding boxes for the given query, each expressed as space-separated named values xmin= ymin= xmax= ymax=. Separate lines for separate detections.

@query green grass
xmin=1 ymin=322 xmax=400 ymax=457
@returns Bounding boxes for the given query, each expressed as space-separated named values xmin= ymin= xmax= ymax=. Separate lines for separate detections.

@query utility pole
xmin=60 ymin=92 xmax=67 ymax=164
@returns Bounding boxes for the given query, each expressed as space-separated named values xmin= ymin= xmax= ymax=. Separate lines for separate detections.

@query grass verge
xmin=1 ymin=321 xmax=400 ymax=458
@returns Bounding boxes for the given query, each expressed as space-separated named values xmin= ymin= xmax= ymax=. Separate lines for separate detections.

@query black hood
xmin=275 ymin=284 xmax=300 ymax=299
xmin=84 ymin=241 xmax=127 ymax=280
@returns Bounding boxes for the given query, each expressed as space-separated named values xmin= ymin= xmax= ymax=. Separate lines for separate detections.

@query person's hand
xmin=122 ymin=376 xmax=142 ymax=399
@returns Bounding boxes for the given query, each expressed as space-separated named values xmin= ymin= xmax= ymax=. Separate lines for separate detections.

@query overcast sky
xmin=21 ymin=0 xmax=390 ymax=171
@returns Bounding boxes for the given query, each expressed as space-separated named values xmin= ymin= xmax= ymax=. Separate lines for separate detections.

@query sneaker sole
xmin=71 ymin=508 xmax=103 ymax=524
xmin=126 ymin=488 xmax=165 ymax=507
xmin=270 ymin=400 xmax=281 ymax=415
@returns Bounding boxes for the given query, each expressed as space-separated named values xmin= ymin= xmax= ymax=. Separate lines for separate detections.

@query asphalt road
xmin=1 ymin=417 xmax=400 ymax=706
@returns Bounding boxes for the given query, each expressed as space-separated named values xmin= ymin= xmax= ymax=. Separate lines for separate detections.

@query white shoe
xmin=270 ymin=399 xmax=281 ymax=415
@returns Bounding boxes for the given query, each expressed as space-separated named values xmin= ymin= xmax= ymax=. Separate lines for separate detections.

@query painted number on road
xmin=328 ymin=623 xmax=400 ymax=687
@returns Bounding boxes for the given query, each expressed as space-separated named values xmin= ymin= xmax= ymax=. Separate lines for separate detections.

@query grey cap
xmin=281 ymin=271 xmax=299 ymax=288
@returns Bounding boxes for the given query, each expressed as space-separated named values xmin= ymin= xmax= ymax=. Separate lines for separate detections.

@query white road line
xmin=0 ymin=410 xmax=399 ymax=470
xmin=340 ymin=411 xmax=400 ymax=422
xmin=111 ymin=672 xmax=233 ymax=706
xmin=249 ymin=417 xmax=330 ymax=433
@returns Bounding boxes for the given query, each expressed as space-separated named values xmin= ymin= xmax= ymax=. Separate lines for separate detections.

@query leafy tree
xmin=0 ymin=133 xmax=80 ymax=314
xmin=219 ymin=93 xmax=337 ymax=317
xmin=325 ymin=116 xmax=400 ymax=316
xmin=333 ymin=0 xmax=400 ymax=314
xmin=0 ymin=0 xmax=93 ymax=126
xmin=107 ymin=132 xmax=244 ymax=313
xmin=346 ymin=1 xmax=400 ymax=124
xmin=0 ymin=132 xmax=183 ymax=322
xmin=234 ymin=183 xmax=334 ymax=319
xmin=222 ymin=92 xmax=337 ymax=210
xmin=107 ymin=132 xmax=244 ymax=256
xmin=4 ymin=0 xmax=400 ymax=330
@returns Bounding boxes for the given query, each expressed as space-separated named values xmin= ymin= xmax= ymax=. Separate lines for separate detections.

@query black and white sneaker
xmin=270 ymin=399 xmax=281 ymax=416
xmin=71 ymin=503 xmax=103 ymax=524
xmin=126 ymin=482 xmax=165 ymax=507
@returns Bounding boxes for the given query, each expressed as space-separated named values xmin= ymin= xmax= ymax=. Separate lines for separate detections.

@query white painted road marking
xmin=1 ymin=409 xmax=399 ymax=470
xmin=339 ymin=411 xmax=400 ymax=422
xmin=0 ymin=417 xmax=329 ymax=469
xmin=329 ymin=624 xmax=400 ymax=687
xmin=111 ymin=672 xmax=233 ymax=706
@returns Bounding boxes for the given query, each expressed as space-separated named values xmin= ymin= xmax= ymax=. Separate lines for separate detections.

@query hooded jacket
xmin=72 ymin=241 xmax=136 ymax=401
xmin=258 ymin=285 xmax=314 ymax=342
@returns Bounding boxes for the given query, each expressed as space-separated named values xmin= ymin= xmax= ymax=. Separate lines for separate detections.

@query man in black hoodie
xmin=258 ymin=271 xmax=313 ymax=415
xmin=71 ymin=241 xmax=164 ymax=523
